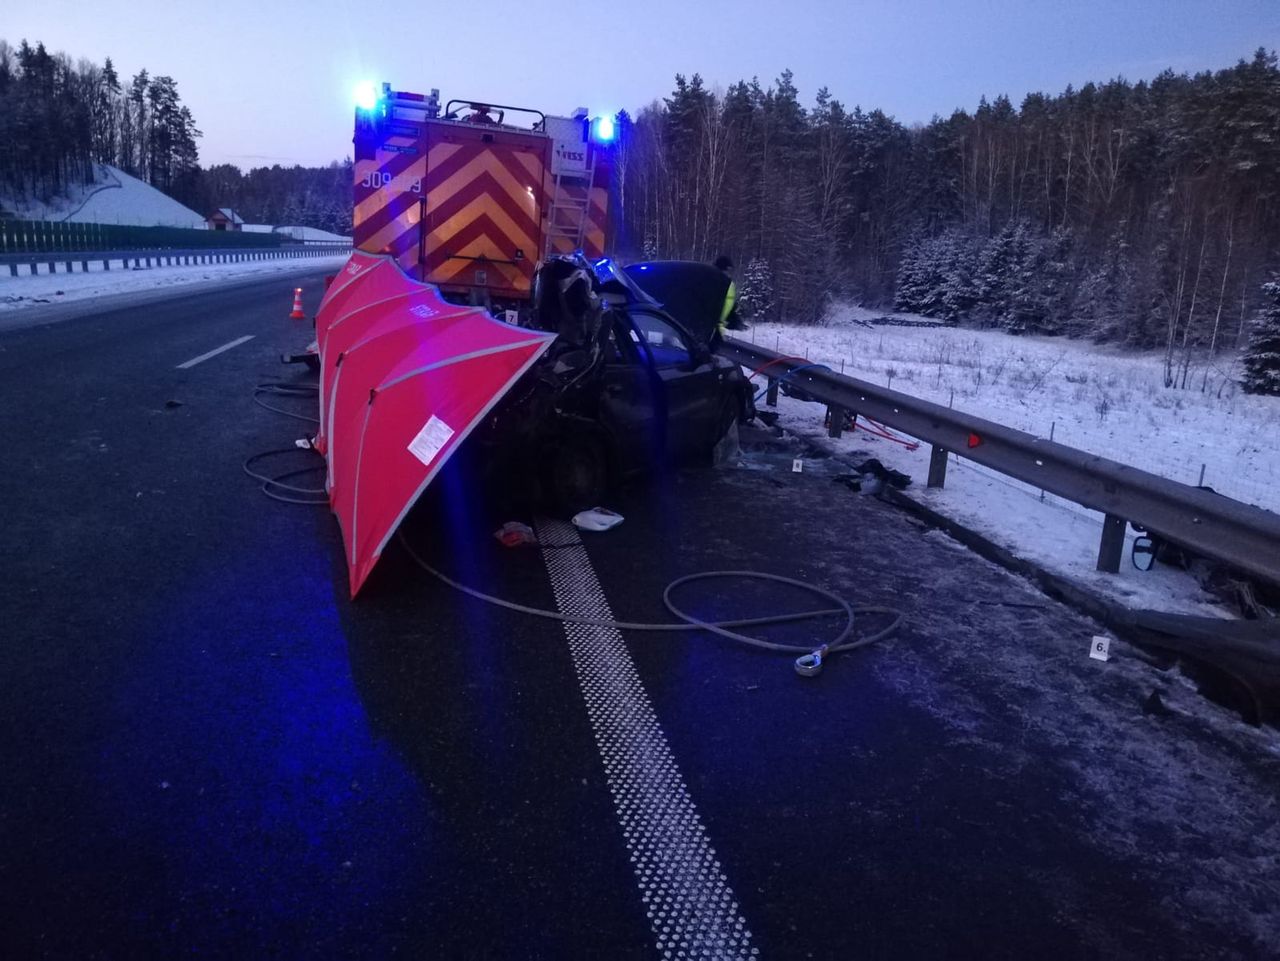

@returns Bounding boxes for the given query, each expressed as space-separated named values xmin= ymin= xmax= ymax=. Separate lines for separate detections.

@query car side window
xmin=629 ymin=310 xmax=691 ymax=368
xmin=603 ymin=313 xmax=642 ymax=365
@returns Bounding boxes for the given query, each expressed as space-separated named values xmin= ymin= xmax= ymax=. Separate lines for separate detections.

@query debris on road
xmin=571 ymin=507 xmax=624 ymax=532
xmin=494 ymin=522 xmax=537 ymax=548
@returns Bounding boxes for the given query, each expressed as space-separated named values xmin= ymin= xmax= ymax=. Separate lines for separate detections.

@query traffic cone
xmin=289 ymin=287 xmax=305 ymax=320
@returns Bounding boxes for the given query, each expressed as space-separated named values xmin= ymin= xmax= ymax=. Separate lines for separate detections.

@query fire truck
xmin=351 ymin=82 xmax=616 ymax=317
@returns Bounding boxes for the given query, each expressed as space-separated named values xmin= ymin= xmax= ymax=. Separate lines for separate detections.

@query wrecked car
xmin=460 ymin=256 xmax=755 ymax=511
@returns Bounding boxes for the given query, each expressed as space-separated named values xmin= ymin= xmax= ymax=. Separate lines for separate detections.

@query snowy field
xmin=0 ymin=253 xmax=350 ymax=314
xmin=745 ymin=306 xmax=1280 ymax=616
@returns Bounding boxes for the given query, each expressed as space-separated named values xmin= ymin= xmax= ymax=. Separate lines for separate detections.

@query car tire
xmin=708 ymin=396 xmax=740 ymax=466
xmin=545 ymin=434 xmax=608 ymax=515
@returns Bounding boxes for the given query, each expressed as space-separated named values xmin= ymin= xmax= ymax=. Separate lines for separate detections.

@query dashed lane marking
xmin=536 ymin=518 xmax=758 ymax=960
xmin=176 ymin=334 xmax=255 ymax=369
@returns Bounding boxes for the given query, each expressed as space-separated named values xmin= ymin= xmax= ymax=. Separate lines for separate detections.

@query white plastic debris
xmin=572 ymin=507 xmax=624 ymax=532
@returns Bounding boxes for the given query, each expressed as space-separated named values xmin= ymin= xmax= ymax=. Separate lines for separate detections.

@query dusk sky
xmin=6 ymin=0 xmax=1279 ymax=168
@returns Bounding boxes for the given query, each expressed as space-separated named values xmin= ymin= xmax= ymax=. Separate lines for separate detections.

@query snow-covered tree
xmin=738 ymin=256 xmax=775 ymax=320
xmin=1072 ymin=228 xmax=1131 ymax=340
xmin=1002 ymin=222 xmax=1052 ymax=334
xmin=937 ymin=230 xmax=980 ymax=322
xmin=893 ymin=234 xmax=930 ymax=312
xmin=976 ymin=224 xmax=1017 ymax=323
xmin=1242 ymin=281 xmax=1280 ymax=395
xmin=1026 ymin=227 xmax=1075 ymax=335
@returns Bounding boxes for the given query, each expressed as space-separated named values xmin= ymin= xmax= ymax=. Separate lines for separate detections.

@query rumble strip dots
xmin=536 ymin=518 xmax=757 ymax=960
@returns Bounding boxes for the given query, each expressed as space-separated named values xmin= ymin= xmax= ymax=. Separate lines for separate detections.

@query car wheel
xmin=708 ymin=396 xmax=741 ymax=466
xmin=545 ymin=435 xmax=608 ymax=515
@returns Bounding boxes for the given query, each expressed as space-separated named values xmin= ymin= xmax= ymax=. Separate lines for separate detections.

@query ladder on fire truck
xmin=544 ymin=152 xmax=597 ymax=258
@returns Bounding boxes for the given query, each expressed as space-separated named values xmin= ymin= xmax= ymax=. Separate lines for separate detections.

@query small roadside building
xmin=206 ymin=208 xmax=245 ymax=231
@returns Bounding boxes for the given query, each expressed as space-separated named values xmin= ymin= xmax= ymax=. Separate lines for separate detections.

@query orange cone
xmin=289 ymin=287 xmax=305 ymax=320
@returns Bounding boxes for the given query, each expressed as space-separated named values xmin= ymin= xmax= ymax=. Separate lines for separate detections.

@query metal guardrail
xmin=717 ymin=337 xmax=1280 ymax=587
xmin=0 ymin=243 xmax=351 ymax=277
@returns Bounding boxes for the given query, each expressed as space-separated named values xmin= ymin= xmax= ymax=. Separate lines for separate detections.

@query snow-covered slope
xmin=1 ymin=164 xmax=206 ymax=228
xmin=272 ymin=225 xmax=351 ymax=243
xmin=243 ymin=224 xmax=350 ymax=242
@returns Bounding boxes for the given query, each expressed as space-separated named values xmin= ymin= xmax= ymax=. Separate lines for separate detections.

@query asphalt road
xmin=1 ymin=274 xmax=1277 ymax=960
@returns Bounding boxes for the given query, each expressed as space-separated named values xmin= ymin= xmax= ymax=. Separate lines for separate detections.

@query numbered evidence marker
xmin=1089 ymin=635 xmax=1111 ymax=662
xmin=792 ymin=458 xmax=803 ymax=473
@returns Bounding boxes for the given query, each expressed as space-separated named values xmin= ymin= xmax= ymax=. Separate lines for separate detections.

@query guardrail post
xmin=81 ymin=259 xmax=88 ymax=272
xmin=927 ymin=445 xmax=949 ymax=488
xmin=828 ymin=405 xmax=845 ymax=439
xmin=103 ymin=258 xmax=109 ymax=271
xmin=8 ymin=264 xmax=16 ymax=277
xmin=1096 ymin=514 xmax=1126 ymax=573
xmin=766 ymin=377 xmax=779 ymax=407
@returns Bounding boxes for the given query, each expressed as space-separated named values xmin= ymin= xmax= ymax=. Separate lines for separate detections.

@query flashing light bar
xmin=591 ymin=114 xmax=616 ymax=143
xmin=353 ymin=80 xmax=380 ymax=112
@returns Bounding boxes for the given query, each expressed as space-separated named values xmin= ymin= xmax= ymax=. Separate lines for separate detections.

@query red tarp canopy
xmin=315 ymin=252 xmax=554 ymax=595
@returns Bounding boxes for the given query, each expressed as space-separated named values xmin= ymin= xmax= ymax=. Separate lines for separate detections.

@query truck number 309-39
xmin=360 ymin=170 xmax=422 ymax=193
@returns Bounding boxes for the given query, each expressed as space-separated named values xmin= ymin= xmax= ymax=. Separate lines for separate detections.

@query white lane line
xmin=536 ymin=518 xmax=758 ymax=960
xmin=176 ymin=335 xmax=255 ymax=369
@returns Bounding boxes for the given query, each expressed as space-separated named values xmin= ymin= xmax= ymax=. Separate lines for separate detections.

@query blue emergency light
xmin=591 ymin=115 xmax=616 ymax=143
xmin=353 ymin=81 xmax=380 ymax=112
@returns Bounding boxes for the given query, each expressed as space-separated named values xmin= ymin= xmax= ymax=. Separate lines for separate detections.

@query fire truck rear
xmin=352 ymin=82 xmax=615 ymax=317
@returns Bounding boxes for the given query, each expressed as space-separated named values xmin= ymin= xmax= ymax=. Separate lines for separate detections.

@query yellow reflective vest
xmin=718 ymin=280 xmax=737 ymax=332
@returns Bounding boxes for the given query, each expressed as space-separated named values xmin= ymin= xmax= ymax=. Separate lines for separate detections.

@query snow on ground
xmin=243 ymin=225 xmax=352 ymax=243
xmin=746 ymin=306 xmax=1280 ymax=616
xmin=2 ymin=164 xmax=206 ymax=227
xmin=273 ymin=225 xmax=351 ymax=243
xmin=753 ymin=305 xmax=1280 ymax=511
xmin=0 ymin=253 xmax=349 ymax=313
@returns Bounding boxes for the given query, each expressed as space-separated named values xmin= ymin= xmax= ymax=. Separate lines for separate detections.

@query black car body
xmin=462 ymin=257 xmax=753 ymax=510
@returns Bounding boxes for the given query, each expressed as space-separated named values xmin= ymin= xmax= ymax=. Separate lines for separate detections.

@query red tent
xmin=313 ymin=251 xmax=425 ymax=453
xmin=316 ymin=252 xmax=554 ymax=595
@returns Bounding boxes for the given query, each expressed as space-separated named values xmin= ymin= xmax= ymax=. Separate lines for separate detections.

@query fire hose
xmin=397 ymin=531 xmax=902 ymax=677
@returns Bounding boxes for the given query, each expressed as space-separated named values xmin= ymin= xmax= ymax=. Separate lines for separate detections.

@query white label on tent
xmin=1089 ymin=635 xmax=1111 ymax=662
xmin=407 ymin=415 xmax=454 ymax=467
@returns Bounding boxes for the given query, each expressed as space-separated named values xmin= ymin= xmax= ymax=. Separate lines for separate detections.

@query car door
xmin=596 ymin=311 xmax=664 ymax=476
xmin=625 ymin=308 xmax=723 ymax=460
